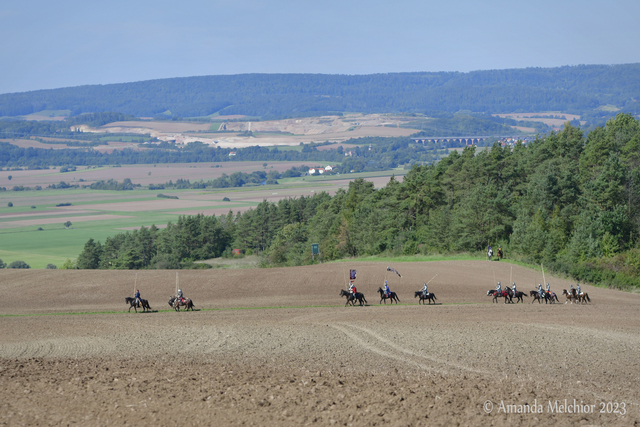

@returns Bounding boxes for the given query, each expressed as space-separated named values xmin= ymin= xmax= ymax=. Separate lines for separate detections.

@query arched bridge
xmin=411 ymin=135 xmax=530 ymax=146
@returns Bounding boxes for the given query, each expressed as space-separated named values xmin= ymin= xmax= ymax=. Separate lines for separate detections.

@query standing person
xmin=134 ymin=289 xmax=141 ymax=307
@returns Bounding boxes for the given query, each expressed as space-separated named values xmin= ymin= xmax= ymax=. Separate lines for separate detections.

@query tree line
xmin=75 ymin=114 xmax=640 ymax=291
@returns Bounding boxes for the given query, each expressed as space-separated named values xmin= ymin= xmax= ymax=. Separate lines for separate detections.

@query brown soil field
xmin=493 ymin=113 xmax=584 ymax=129
xmin=0 ymin=138 xmax=71 ymax=150
xmin=0 ymin=162 xmax=312 ymax=188
xmin=1 ymin=261 xmax=638 ymax=426
xmin=0 ymin=214 xmax=132 ymax=229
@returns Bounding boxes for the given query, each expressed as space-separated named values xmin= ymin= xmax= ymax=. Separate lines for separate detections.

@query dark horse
xmin=578 ymin=292 xmax=591 ymax=304
xmin=125 ymin=297 xmax=151 ymax=313
xmin=529 ymin=290 xmax=550 ymax=304
xmin=377 ymin=287 xmax=400 ymax=304
xmin=414 ymin=291 xmax=437 ymax=305
xmin=488 ymin=289 xmax=512 ymax=304
xmin=169 ymin=296 xmax=194 ymax=311
xmin=508 ymin=288 xmax=528 ymax=304
xmin=340 ymin=289 xmax=367 ymax=306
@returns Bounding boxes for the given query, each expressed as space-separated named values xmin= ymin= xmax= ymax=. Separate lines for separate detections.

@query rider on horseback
xmin=384 ymin=280 xmax=391 ymax=298
xmin=546 ymin=283 xmax=551 ymax=295
xmin=576 ymin=283 xmax=581 ymax=296
xmin=511 ymin=282 xmax=517 ymax=296
xmin=177 ymin=288 xmax=185 ymax=303
xmin=495 ymin=281 xmax=502 ymax=296
xmin=348 ymin=281 xmax=356 ymax=296
xmin=537 ymin=284 xmax=544 ymax=299
xmin=422 ymin=282 xmax=428 ymax=297
xmin=134 ymin=289 xmax=141 ymax=308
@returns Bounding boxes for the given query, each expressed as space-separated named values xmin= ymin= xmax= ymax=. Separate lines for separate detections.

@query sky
xmin=1 ymin=0 xmax=639 ymax=94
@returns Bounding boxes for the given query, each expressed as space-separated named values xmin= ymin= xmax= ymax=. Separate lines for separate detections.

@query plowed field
xmin=1 ymin=261 xmax=639 ymax=426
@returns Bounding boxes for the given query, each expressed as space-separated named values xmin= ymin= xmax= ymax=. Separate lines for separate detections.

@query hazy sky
xmin=1 ymin=0 xmax=639 ymax=94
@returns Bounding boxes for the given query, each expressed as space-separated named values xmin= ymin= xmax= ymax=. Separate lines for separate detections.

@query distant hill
xmin=1 ymin=64 xmax=638 ymax=119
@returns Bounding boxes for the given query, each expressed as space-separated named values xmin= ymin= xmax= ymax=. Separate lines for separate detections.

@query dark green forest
xmin=1 ymin=65 xmax=638 ymax=124
xmin=76 ymin=113 xmax=640 ymax=291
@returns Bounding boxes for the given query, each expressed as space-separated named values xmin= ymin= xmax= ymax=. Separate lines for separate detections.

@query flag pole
xmin=510 ymin=266 xmax=513 ymax=285
xmin=425 ymin=273 xmax=438 ymax=286
xmin=176 ymin=271 xmax=179 ymax=296
xmin=541 ymin=264 xmax=546 ymax=287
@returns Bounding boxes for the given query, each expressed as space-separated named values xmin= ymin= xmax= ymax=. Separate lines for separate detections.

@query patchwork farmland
xmin=0 ymin=162 xmax=403 ymax=268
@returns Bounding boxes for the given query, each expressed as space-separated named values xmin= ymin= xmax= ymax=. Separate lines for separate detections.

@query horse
xmin=414 ymin=291 xmax=437 ymax=305
xmin=377 ymin=287 xmax=400 ymax=304
xmin=125 ymin=296 xmax=151 ymax=313
xmin=578 ymin=292 xmax=591 ymax=304
xmin=562 ymin=289 xmax=577 ymax=304
xmin=545 ymin=291 xmax=559 ymax=303
xmin=491 ymin=289 xmax=512 ymax=304
xmin=530 ymin=290 xmax=549 ymax=304
xmin=506 ymin=287 xmax=527 ymax=303
xmin=340 ymin=289 xmax=367 ymax=306
xmin=497 ymin=247 xmax=503 ymax=260
xmin=487 ymin=248 xmax=493 ymax=261
xmin=169 ymin=296 xmax=194 ymax=311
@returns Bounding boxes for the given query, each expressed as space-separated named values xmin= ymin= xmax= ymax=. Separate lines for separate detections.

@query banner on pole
xmin=386 ymin=266 xmax=402 ymax=277
xmin=350 ymin=269 xmax=357 ymax=280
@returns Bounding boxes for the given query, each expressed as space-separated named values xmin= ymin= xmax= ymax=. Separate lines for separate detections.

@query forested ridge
xmin=1 ymin=64 xmax=638 ymax=120
xmin=76 ymin=113 xmax=640 ymax=291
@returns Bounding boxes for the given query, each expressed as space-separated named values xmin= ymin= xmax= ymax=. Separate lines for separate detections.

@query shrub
xmin=157 ymin=193 xmax=179 ymax=199
xmin=31 ymin=205 xmax=36 ymax=209
xmin=37 ymin=227 xmax=43 ymax=231
xmin=0 ymin=259 xmax=5 ymax=268
xmin=56 ymin=203 xmax=72 ymax=207
xmin=222 ymin=197 xmax=231 ymax=201
xmin=46 ymin=263 xmax=58 ymax=269
xmin=8 ymin=260 xmax=30 ymax=269
xmin=7 ymin=202 xmax=13 ymax=207
xmin=61 ymin=259 xmax=76 ymax=269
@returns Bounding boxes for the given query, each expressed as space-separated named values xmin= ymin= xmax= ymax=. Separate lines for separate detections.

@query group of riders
xmin=495 ymin=281 xmax=582 ymax=299
xmin=487 ymin=245 xmax=504 ymax=260
xmin=132 ymin=288 xmax=188 ymax=308
xmin=347 ymin=279 xmax=431 ymax=298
